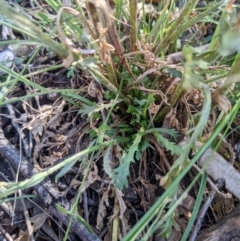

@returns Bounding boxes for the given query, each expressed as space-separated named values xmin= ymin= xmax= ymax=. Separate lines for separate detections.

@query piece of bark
xmin=196 ymin=141 xmax=240 ymax=199
xmin=196 ymin=205 xmax=240 ymax=241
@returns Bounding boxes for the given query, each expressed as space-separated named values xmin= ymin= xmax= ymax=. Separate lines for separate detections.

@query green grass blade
xmin=180 ymin=172 xmax=207 ymax=241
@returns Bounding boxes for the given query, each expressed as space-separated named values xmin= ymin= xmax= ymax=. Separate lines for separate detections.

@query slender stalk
xmin=129 ymin=0 xmax=138 ymax=51
xmin=155 ymin=82 xmax=185 ymax=121
xmin=112 ymin=193 xmax=120 ymax=241
xmin=106 ymin=63 xmax=119 ymax=87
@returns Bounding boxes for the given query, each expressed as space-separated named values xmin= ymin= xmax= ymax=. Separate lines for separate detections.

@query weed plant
xmin=0 ymin=0 xmax=240 ymax=240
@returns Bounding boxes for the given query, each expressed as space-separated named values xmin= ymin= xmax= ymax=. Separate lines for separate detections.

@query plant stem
xmin=106 ymin=63 xmax=119 ymax=87
xmin=112 ymin=193 xmax=119 ymax=241
xmin=129 ymin=0 xmax=138 ymax=51
xmin=155 ymin=82 xmax=185 ymax=121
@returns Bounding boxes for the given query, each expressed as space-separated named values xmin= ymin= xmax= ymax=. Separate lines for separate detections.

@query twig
xmin=83 ymin=191 xmax=89 ymax=223
xmin=0 ymin=201 xmax=15 ymax=220
xmin=189 ymin=178 xmax=225 ymax=241
xmin=19 ymin=190 xmax=35 ymax=241
xmin=193 ymin=164 xmax=230 ymax=199
xmin=112 ymin=194 xmax=119 ymax=241
xmin=6 ymin=103 xmax=31 ymax=158
xmin=0 ymin=225 xmax=13 ymax=241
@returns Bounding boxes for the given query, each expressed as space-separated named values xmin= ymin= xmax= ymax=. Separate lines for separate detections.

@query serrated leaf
xmin=134 ymin=98 xmax=147 ymax=106
xmin=154 ymin=132 xmax=181 ymax=156
xmin=146 ymin=128 xmax=179 ymax=141
xmin=78 ymin=103 xmax=99 ymax=117
xmin=79 ymin=100 xmax=121 ymax=117
xmin=113 ymin=131 xmax=143 ymax=190
xmin=135 ymin=149 xmax=142 ymax=161
xmin=127 ymin=105 xmax=139 ymax=114
xmin=135 ymin=139 xmax=149 ymax=161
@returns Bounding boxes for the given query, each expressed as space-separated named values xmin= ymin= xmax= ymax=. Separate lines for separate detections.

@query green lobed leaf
xmin=154 ymin=132 xmax=181 ymax=156
xmin=113 ymin=130 xmax=143 ymax=190
xmin=79 ymin=100 xmax=121 ymax=117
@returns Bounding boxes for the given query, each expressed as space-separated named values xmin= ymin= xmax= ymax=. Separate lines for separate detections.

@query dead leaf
xmin=104 ymin=220 xmax=113 ymax=241
xmin=24 ymin=117 xmax=45 ymax=139
xmin=30 ymin=213 xmax=48 ymax=231
xmin=15 ymin=230 xmax=29 ymax=241
xmin=224 ymin=196 xmax=234 ymax=214
xmin=47 ymin=101 xmax=65 ymax=128
xmin=96 ymin=185 xmax=111 ymax=230
xmin=88 ymin=80 xmax=103 ymax=99
xmin=83 ymin=163 xmax=99 ymax=191
xmin=69 ymin=163 xmax=99 ymax=192
xmin=115 ymin=189 xmax=128 ymax=236
xmin=168 ymin=108 xmax=180 ymax=130
xmin=212 ymin=91 xmax=231 ymax=113
xmin=177 ymin=186 xmax=195 ymax=211
xmin=70 ymin=179 xmax=81 ymax=189
xmin=42 ymin=155 xmax=60 ymax=167
xmin=141 ymin=179 xmax=156 ymax=206
xmin=96 ymin=28 xmax=115 ymax=64
xmin=149 ymin=102 xmax=160 ymax=114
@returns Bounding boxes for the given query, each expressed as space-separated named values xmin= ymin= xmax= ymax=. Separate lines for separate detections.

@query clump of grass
xmin=0 ymin=0 xmax=240 ymax=240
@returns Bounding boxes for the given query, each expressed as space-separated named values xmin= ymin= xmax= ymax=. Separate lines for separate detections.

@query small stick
xmin=6 ymin=103 xmax=31 ymax=158
xmin=19 ymin=189 xmax=35 ymax=241
xmin=189 ymin=178 xmax=225 ymax=241
xmin=0 ymin=225 xmax=13 ymax=241
xmin=83 ymin=192 xmax=89 ymax=223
